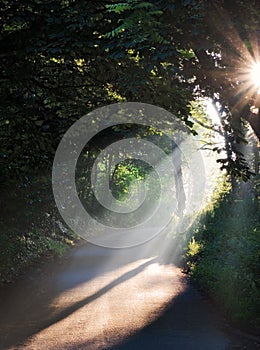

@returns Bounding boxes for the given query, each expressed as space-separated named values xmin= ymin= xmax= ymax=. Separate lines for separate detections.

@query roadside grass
xmin=184 ymin=177 xmax=260 ymax=328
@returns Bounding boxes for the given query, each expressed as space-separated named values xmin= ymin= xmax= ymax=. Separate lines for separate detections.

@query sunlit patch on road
xmin=7 ymin=250 xmax=185 ymax=350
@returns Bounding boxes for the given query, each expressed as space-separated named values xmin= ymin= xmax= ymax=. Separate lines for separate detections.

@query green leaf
xmin=35 ymin=120 xmax=44 ymax=126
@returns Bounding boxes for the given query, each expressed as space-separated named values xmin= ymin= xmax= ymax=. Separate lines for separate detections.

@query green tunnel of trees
xmin=0 ymin=0 xmax=259 ymax=328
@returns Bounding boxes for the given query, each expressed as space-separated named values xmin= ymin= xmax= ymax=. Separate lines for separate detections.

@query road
xmin=0 ymin=237 xmax=228 ymax=350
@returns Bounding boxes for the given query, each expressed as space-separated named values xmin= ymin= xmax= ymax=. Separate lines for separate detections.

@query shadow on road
xmin=0 ymin=230 xmax=179 ymax=349
xmin=62 ymin=284 xmax=228 ymax=350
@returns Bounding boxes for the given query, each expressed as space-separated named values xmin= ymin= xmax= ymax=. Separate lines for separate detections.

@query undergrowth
xmin=0 ymin=176 xmax=79 ymax=284
xmin=184 ymin=176 xmax=260 ymax=328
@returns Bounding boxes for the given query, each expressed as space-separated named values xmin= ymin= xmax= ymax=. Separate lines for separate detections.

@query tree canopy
xmin=0 ymin=0 xmax=259 ymax=180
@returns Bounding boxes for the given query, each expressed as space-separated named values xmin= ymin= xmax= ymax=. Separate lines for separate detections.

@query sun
xmin=250 ymin=62 xmax=260 ymax=90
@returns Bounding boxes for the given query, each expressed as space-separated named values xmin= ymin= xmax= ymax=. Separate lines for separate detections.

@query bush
xmin=0 ymin=175 xmax=78 ymax=284
xmin=185 ymin=177 xmax=260 ymax=327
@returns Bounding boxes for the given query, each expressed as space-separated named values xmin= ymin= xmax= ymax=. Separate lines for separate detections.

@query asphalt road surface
xmin=0 ymin=237 xmax=229 ymax=350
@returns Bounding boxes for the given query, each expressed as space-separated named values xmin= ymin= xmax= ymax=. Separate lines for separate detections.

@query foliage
xmin=0 ymin=0 xmax=121 ymax=179
xmin=75 ymin=124 xmax=176 ymax=227
xmin=110 ymin=159 xmax=151 ymax=200
xmin=2 ymin=0 xmax=259 ymax=182
xmin=0 ymin=176 xmax=78 ymax=284
xmin=185 ymin=176 xmax=260 ymax=326
xmin=103 ymin=0 xmax=260 ymax=177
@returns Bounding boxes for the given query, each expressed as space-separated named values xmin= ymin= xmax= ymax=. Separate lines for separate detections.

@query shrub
xmin=185 ymin=177 xmax=260 ymax=327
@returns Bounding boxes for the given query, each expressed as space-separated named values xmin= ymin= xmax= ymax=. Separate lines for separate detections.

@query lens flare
xmin=52 ymin=102 xmax=206 ymax=248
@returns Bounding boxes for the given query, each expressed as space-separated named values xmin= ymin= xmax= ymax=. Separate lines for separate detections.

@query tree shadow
xmin=0 ymin=255 xmax=157 ymax=349
xmin=63 ymin=282 xmax=227 ymax=350
xmin=0 ymin=229 xmax=182 ymax=349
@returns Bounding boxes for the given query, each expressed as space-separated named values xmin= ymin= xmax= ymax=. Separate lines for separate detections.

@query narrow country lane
xmin=0 ymin=238 xmax=228 ymax=350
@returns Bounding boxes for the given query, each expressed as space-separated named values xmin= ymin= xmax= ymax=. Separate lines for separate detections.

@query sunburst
xmin=250 ymin=62 xmax=260 ymax=91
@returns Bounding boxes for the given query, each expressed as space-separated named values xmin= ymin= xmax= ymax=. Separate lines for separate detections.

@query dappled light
xmin=0 ymin=1 xmax=259 ymax=349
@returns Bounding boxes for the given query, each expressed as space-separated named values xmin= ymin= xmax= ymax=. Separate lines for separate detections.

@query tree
xmin=0 ymin=0 xmax=119 ymax=179
xmin=103 ymin=0 xmax=260 ymax=179
xmin=1 ymin=0 xmax=259 ymax=182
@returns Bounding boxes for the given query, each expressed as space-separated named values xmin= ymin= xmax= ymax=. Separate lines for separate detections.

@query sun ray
xmin=250 ymin=62 xmax=260 ymax=90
